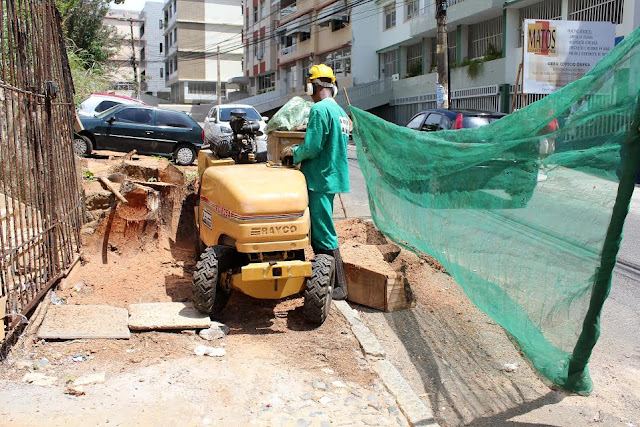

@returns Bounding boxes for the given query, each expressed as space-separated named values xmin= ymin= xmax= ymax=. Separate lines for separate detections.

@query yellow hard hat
xmin=307 ymin=64 xmax=336 ymax=83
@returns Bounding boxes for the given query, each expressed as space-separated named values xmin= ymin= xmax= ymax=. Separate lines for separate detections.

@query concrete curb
xmin=333 ymin=300 xmax=440 ymax=427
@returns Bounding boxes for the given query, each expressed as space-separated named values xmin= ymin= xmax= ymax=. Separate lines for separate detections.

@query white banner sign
xmin=523 ymin=19 xmax=615 ymax=94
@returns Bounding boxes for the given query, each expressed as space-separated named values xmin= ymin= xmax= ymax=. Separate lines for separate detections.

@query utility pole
xmin=435 ymin=0 xmax=449 ymax=109
xmin=217 ymin=46 xmax=222 ymax=108
xmin=129 ymin=18 xmax=140 ymax=99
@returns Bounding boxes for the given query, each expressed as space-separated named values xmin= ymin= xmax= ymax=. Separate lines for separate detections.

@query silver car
xmin=204 ymin=104 xmax=268 ymax=161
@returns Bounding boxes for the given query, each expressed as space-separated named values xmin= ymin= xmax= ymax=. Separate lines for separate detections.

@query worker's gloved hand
xmin=281 ymin=145 xmax=298 ymax=157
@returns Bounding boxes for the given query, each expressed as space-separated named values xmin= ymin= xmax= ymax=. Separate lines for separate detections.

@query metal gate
xmin=1 ymin=0 xmax=83 ymax=342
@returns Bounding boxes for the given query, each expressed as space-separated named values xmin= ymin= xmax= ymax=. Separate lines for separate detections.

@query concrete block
xmin=374 ymin=359 xmax=439 ymax=427
xmin=128 ymin=302 xmax=211 ymax=331
xmin=37 ymin=305 xmax=130 ymax=340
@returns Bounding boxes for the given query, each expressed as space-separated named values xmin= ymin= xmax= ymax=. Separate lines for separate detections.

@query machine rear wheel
xmin=192 ymin=245 xmax=234 ymax=316
xmin=303 ymin=254 xmax=335 ymax=325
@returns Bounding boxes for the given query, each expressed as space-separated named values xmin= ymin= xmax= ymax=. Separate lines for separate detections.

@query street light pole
xmin=435 ymin=0 xmax=449 ymax=109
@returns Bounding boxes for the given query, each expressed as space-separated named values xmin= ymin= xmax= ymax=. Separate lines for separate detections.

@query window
xmin=381 ymin=50 xmax=398 ymax=77
xmin=173 ymin=0 xmax=176 ymax=14
xmin=253 ymin=5 xmax=258 ymax=22
xmin=156 ymin=110 xmax=192 ymax=128
xmin=95 ymin=100 xmax=120 ymax=113
xmin=140 ymin=48 xmax=145 ymax=62
xmin=219 ymin=107 xmax=261 ymax=121
xmin=160 ymin=42 xmax=163 ymax=53
xmin=422 ymin=113 xmax=443 ymax=131
xmin=331 ymin=19 xmax=347 ymax=32
xmin=324 ymin=48 xmax=351 ymax=77
xmin=406 ymin=43 xmax=422 ymax=77
xmin=174 ymin=57 xmax=178 ymax=71
xmin=160 ymin=68 xmax=164 ymax=78
xmin=208 ymin=107 xmax=217 ymax=119
xmin=260 ymin=0 xmax=266 ymax=19
xmin=168 ymin=33 xmax=172 ymax=47
xmin=405 ymin=0 xmax=418 ymax=21
xmin=468 ymin=16 xmax=502 ymax=59
xmin=258 ymin=73 xmax=275 ymax=92
xmin=300 ymin=31 xmax=311 ymax=42
xmin=569 ymin=0 xmax=624 ymax=24
xmin=114 ymin=108 xmax=153 ymax=125
xmin=139 ymin=24 xmax=145 ymax=37
xmin=173 ymin=28 xmax=177 ymax=43
xmin=384 ymin=2 xmax=396 ymax=30
xmin=406 ymin=113 xmax=426 ymax=129
xmin=159 ymin=19 xmax=163 ymax=29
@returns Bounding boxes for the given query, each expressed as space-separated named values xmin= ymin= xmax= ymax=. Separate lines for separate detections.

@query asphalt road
xmin=340 ymin=144 xmax=640 ymax=425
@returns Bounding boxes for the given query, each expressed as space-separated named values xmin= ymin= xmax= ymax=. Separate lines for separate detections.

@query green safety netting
xmin=351 ymin=28 xmax=640 ymax=394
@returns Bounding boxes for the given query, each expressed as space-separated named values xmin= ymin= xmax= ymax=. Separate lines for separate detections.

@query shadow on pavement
xmin=382 ymin=305 xmax=557 ymax=426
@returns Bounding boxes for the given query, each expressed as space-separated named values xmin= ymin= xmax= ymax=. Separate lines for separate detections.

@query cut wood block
xmin=128 ymin=302 xmax=212 ymax=331
xmin=158 ymin=162 xmax=185 ymax=185
xmin=340 ymin=240 xmax=412 ymax=312
xmin=38 ymin=305 xmax=130 ymax=339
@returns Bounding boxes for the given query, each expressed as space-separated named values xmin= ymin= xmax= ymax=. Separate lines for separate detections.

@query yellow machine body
xmin=196 ymin=149 xmax=312 ymax=299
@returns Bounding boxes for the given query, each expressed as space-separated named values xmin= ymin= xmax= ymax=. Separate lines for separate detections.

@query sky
xmin=111 ymin=0 xmax=163 ymax=12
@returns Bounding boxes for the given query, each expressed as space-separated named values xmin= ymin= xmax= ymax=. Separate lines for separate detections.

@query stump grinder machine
xmin=192 ymin=110 xmax=334 ymax=324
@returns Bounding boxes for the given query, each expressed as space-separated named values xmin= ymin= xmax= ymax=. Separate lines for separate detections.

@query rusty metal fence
xmin=0 ymin=0 xmax=83 ymax=342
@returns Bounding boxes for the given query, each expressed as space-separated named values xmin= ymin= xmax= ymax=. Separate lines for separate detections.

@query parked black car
xmin=406 ymin=109 xmax=506 ymax=132
xmin=77 ymin=105 xmax=205 ymax=165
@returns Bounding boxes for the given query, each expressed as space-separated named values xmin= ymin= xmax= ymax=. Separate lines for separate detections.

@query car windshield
xmin=96 ymin=105 xmax=122 ymax=118
xmin=462 ymin=115 xmax=504 ymax=128
xmin=219 ymin=107 xmax=261 ymax=122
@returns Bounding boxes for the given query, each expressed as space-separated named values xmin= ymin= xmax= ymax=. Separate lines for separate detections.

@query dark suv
xmin=77 ymin=105 xmax=204 ymax=165
xmin=406 ymin=109 xmax=506 ymax=132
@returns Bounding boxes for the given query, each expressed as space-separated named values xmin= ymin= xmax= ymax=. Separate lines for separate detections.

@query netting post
xmin=565 ymin=95 xmax=640 ymax=394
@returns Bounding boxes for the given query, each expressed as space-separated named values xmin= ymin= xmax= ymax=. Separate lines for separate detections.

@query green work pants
xmin=308 ymin=190 xmax=338 ymax=251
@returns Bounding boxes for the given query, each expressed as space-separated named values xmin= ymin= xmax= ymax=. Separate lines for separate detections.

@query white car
xmin=204 ymin=104 xmax=268 ymax=161
xmin=77 ymin=93 xmax=146 ymax=117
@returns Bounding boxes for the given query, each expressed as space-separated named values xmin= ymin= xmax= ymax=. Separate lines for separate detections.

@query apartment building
xmin=140 ymin=2 xmax=171 ymax=98
xmin=163 ymin=0 xmax=243 ymax=103
xmin=347 ymin=0 xmax=640 ymax=124
xmin=103 ymin=9 xmax=143 ymax=93
xmin=236 ymin=0 xmax=353 ymax=113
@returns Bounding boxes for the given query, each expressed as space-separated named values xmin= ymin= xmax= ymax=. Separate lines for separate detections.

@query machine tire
xmin=73 ymin=133 xmax=93 ymax=157
xmin=192 ymin=245 xmax=234 ymax=316
xmin=174 ymin=143 xmax=196 ymax=166
xmin=303 ymin=254 xmax=335 ymax=325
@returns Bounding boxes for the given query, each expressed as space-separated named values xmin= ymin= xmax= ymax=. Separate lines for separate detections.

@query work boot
xmin=312 ymin=247 xmax=348 ymax=301
xmin=331 ymin=248 xmax=348 ymax=301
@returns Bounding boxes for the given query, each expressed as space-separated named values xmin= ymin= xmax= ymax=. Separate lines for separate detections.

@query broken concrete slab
xmin=128 ymin=302 xmax=212 ymax=331
xmin=22 ymin=373 xmax=58 ymax=386
xmin=199 ymin=321 xmax=230 ymax=340
xmin=73 ymin=372 xmax=106 ymax=386
xmin=37 ymin=305 xmax=130 ymax=340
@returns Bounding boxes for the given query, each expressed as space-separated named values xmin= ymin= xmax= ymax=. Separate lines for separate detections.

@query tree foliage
xmin=56 ymin=0 xmax=122 ymax=70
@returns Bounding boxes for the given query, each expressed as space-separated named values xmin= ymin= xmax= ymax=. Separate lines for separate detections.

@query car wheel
xmin=174 ymin=144 xmax=196 ymax=166
xmin=73 ymin=134 xmax=93 ymax=157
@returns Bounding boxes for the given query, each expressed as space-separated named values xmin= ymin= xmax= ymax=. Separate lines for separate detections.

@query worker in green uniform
xmin=281 ymin=64 xmax=350 ymax=300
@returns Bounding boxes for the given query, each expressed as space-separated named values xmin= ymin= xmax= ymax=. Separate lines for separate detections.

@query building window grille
xmin=258 ymin=73 xmax=275 ymax=92
xmin=405 ymin=0 xmax=418 ymax=21
xmin=518 ymin=0 xmax=562 ymax=47
xmin=468 ymin=16 xmax=502 ymax=60
xmin=381 ymin=49 xmax=398 ymax=77
xmin=324 ymin=48 xmax=351 ymax=77
xmin=406 ymin=43 xmax=422 ymax=77
xmin=384 ymin=2 xmax=396 ymax=30
xmin=568 ymin=0 xmax=623 ymax=24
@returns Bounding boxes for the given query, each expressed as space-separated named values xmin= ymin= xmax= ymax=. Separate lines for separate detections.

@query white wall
xmin=204 ymin=0 xmax=243 ymax=25
xmin=141 ymin=2 xmax=169 ymax=95
xmin=351 ymin=2 xmax=380 ymax=85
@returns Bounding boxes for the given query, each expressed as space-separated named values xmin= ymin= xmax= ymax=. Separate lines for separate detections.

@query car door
xmin=103 ymin=107 xmax=155 ymax=153
xmin=153 ymin=110 xmax=196 ymax=154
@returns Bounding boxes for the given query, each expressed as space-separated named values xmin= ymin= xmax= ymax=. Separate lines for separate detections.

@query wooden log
xmin=99 ymin=176 xmax=128 ymax=204
xmin=122 ymin=149 xmax=137 ymax=160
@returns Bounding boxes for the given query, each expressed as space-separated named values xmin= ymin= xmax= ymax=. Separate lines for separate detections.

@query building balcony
xmin=280 ymin=44 xmax=297 ymax=56
xmin=280 ymin=4 xmax=297 ymax=19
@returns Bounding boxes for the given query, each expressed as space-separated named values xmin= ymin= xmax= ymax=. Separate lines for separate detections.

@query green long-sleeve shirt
xmin=293 ymin=98 xmax=350 ymax=194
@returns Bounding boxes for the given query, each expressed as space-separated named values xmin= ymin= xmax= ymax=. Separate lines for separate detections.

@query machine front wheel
xmin=192 ymin=245 xmax=234 ymax=316
xmin=303 ymin=254 xmax=335 ymax=325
